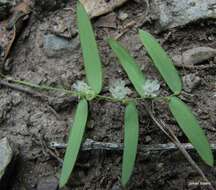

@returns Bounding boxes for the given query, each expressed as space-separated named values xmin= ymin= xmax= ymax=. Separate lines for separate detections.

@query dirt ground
xmin=0 ymin=0 xmax=216 ymax=189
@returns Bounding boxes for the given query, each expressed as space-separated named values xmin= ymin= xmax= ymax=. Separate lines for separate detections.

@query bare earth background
xmin=0 ymin=0 xmax=216 ymax=189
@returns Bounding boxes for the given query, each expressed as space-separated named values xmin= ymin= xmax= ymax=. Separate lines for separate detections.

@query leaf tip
xmin=138 ymin=29 xmax=148 ymax=36
xmin=121 ymin=174 xmax=129 ymax=187
xmin=138 ymin=29 xmax=143 ymax=34
xmin=76 ymin=0 xmax=81 ymax=8
xmin=205 ymin=152 xmax=214 ymax=167
xmin=59 ymin=178 xmax=66 ymax=189
xmin=107 ymin=37 xmax=115 ymax=45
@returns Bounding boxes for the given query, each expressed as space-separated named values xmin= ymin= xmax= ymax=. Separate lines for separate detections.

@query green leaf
xmin=139 ymin=30 xmax=182 ymax=94
xmin=108 ymin=38 xmax=146 ymax=97
xmin=59 ymin=99 xmax=88 ymax=187
xmin=77 ymin=1 xmax=102 ymax=95
xmin=169 ymin=96 xmax=214 ymax=166
xmin=122 ymin=102 xmax=139 ymax=186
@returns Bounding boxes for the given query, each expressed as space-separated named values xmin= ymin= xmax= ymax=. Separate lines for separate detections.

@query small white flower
xmin=109 ymin=79 xmax=131 ymax=100
xmin=143 ymin=79 xmax=160 ymax=97
xmin=72 ymin=81 xmax=95 ymax=98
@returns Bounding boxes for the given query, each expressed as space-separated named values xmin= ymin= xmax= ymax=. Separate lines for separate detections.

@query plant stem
xmin=1 ymin=74 xmax=173 ymax=104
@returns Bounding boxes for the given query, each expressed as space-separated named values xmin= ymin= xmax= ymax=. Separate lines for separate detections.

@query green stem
xmin=1 ymin=75 xmax=174 ymax=104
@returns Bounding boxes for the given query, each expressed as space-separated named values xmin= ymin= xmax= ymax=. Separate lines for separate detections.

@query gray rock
xmin=182 ymin=74 xmax=201 ymax=92
xmin=173 ymin=47 xmax=216 ymax=66
xmin=118 ymin=11 xmax=128 ymax=21
xmin=154 ymin=0 xmax=216 ymax=31
xmin=111 ymin=182 xmax=122 ymax=190
xmin=0 ymin=137 xmax=13 ymax=180
xmin=43 ymin=34 xmax=80 ymax=58
xmin=145 ymin=135 xmax=152 ymax=143
xmin=37 ymin=176 xmax=58 ymax=190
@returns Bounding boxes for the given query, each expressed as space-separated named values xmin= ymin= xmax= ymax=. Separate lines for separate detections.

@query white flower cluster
xmin=143 ymin=79 xmax=160 ymax=97
xmin=72 ymin=80 xmax=94 ymax=97
xmin=109 ymin=79 xmax=131 ymax=100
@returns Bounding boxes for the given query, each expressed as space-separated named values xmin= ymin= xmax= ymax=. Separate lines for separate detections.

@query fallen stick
xmin=49 ymin=138 xmax=216 ymax=153
xmin=0 ymin=79 xmax=48 ymax=100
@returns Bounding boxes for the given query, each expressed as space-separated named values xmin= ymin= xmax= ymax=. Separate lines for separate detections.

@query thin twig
xmin=1 ymin=77 xmax=214 ymax=189
xmin=144 ymin=102 xmax=215 ymax=190
xmin=49 ymin=138 xmax=216 ymax=152
xmin=0 ymin=79 xmax=48 ymax=100
xmin=0 ymin=79 xmax=61 ymax=119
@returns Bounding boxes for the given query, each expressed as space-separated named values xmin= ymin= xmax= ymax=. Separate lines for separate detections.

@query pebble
xmin=118 ymin=11 xmax=128 ymax=21
xmin=37 ymin=176 xmax=58 ymax=190
xmin=182 ymin=74 xmax=201 ymax=92
xmin=145 ymin=135 xmax=152 ymax=143
xmin=154 ymin=0 xmax=216 ymax=31
xmin=111 ymin=182 xmax=122 ymax=190
xmin=0 ymin=138 xmax=13 ymax=187
xmin=43 ymin=34 xmax=79 ymax=58
xmin=173 ymin=47 xmax=216 ymax=66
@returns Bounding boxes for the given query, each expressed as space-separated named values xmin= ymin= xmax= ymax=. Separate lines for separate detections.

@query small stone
xmin=145 ymin=135 xmax=152 ymax=143
xmin=182 ymin=74 xmax=201 ymax=92
xmin=0 ymin=138 xmax=12 ymax=178
xmin=154 ymin=0 xmax=216 ymax=31
xmin=37 ymin=176 xmax=58 ymax=190
xmin=0 ymin=138 xmax=13 ymax=185
xmin=111 ymin=182 xmax=122 ymax=190
xmin=173 ymin=47 xmax=216 ymax=66
xmin=118 ymin=11 xmax=128 ymax=20
xmin=157 ymin=162 xmax=164 ymax=169
xmin=183 ymin=47 xmax=216 ymax=65
xmin=43 ymin=34 xmax=79 ymax=58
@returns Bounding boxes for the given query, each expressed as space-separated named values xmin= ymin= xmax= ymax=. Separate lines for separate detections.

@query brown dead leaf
xmin=0 ymin=1 xmax=31 ymax=64
xmin=13 ymin=1 xmax=31 ymax=14
xmin=80 ymin=0 xmax=128 ymax=18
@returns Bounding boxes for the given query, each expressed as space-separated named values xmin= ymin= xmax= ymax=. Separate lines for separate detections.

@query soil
xmin=0 ymin=0 xmax=216 ymax=189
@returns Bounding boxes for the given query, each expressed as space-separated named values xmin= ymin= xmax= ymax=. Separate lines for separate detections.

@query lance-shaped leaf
xmin=59 ymin=99 xmax=88 ymax=187
xmin=139 ymin=30 xmax=182 ymax=94
xmin=122 ymin=102 xmax=139 ymax=186
xmin=77 ymin=1 xmax=102 ymax=95
xmin=108 ymin=38 xmax=146 ymax=97
xmin=169 ymin=96 xmax=213 ymax=166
